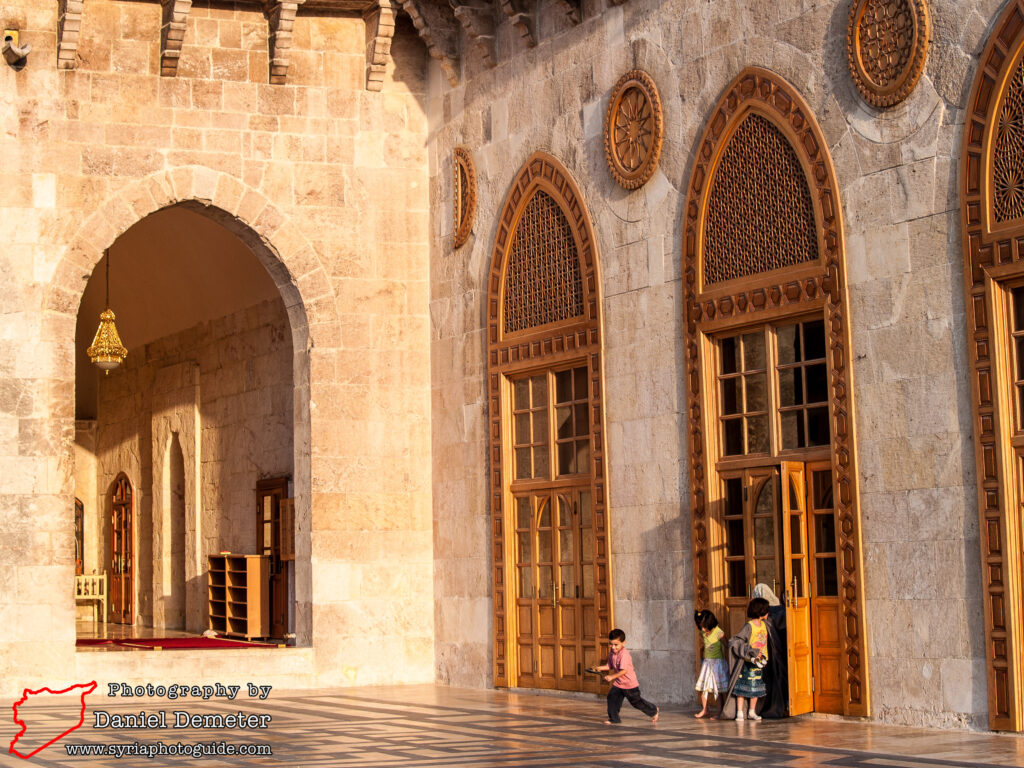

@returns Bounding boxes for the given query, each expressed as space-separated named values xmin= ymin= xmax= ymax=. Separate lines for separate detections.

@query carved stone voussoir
xmin=604 ymin=69 xmax=664 ymax=190
xmin=160 ymin=0 xmax=193 ymax=78
xmin=364 ymin=0 xmax=396 ymax=91
xmin=846 ymin=0 xmax=930 ymax=108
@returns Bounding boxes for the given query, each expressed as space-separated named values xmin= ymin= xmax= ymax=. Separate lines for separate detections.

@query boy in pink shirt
xmin=596 ymin=628 xmax=659 ymax=724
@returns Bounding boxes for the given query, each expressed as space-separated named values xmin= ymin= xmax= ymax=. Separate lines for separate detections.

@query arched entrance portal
xmin=960 ymin=0 xmax=1024 ymax=731
xmin=487 ymin=152 xmax=612 ymax=692
xmin=74 ymin=200 xmax=299 ymax=639
xmin=682 ymin=68 xmax=870 ymax=717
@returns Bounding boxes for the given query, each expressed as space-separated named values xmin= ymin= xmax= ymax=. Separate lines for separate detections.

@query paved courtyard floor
xmin=3 ymin=684 xmax=1023 ymax=767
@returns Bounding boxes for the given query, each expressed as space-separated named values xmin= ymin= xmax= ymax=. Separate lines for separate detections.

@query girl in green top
xmin=694 ymin=609 xmax=729 ymax=718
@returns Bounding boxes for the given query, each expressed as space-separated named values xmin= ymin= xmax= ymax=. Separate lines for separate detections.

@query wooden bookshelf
xmin=207 ymin=554 xmax=269 ymax=639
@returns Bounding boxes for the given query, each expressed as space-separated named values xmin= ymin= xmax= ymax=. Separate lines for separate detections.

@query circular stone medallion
xmin=847 ymin=0 xmax=930 ymax=108
xmin=604 ymin=69 xmax=664 ymax=190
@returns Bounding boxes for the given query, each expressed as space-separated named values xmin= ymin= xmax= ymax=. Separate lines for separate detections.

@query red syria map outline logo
xmin=8 ymin=681 xmax=98 ymax=758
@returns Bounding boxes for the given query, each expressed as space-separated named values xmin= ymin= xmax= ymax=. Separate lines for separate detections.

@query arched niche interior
xmin=73 ymin=203 xmax=298 ymax=641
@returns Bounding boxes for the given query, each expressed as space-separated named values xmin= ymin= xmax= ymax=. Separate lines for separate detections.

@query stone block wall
xmin=0 ymin=0 xmax=433 ymax=695
xmin=428 ymin=0 xmax=990 ymax=725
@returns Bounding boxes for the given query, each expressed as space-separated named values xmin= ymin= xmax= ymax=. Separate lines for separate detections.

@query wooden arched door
xmin=960 ymin=0 xmax=1024 ymax=731
xmin=682 ymin=68 xmax=868 ymax=717
xmin=110 ymin=474 xmax=134 ymax=624
xmin=487 ymin=153 xmax=611 ymax=692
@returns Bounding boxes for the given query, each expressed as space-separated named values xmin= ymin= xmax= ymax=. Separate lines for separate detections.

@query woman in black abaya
xmin=718 ymin=586 xmax=788 ymax=720
xmin=752 ymin=583 xmax=788 ymax=718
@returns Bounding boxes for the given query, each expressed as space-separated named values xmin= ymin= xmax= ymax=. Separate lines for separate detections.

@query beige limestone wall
xmin=92 ymin=298 xmax=292 ymax=632
xmin=0 ymin=0 xmax=433 ymax=696
xmin=428 ymin=0 xmax=988 ymax=726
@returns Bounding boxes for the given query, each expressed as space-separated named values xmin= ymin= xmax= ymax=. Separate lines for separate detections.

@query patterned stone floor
xmin=3 ymin=684 xmax=1023 ymax=767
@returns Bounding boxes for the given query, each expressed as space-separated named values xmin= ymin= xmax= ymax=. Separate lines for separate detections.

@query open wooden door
xmin=256 ymin=477 xmax=290 ymax=639
xmin=807 ymin=461 xmax=844 ymax=713
xmin=781 ymin=461 xmax=813 ymax=715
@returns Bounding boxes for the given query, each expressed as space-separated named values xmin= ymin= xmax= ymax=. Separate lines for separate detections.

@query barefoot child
xmin=596 ymin=628 xmax=660 ymax=725
xmin=694 ymin=609 xmax=728 ymax=718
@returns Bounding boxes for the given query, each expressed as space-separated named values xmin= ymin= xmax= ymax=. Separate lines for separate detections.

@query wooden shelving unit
xmin=208 ymin=554 xmax=269 ymax=639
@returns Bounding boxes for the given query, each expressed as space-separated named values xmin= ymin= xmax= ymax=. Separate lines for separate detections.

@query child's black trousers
xmin=606 ymin=686 xmax=657 ymax=722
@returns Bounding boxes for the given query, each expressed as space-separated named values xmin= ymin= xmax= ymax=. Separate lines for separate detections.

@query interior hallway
xmin=3 ymin=684 xmax=1022 ymax=767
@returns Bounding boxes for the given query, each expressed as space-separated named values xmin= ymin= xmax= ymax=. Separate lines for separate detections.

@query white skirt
xmin=695 ymin=658 xmax=729 ymax=694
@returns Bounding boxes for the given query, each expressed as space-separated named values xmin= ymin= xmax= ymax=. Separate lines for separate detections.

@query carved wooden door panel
xmin=781 ymin=461 xmax=814 ymax=715
xmin=807 ymin=461 xmax=843 ymax=714
xmin=513 ymin=489 xmax=595 ymax=691
xmin=508 ymin=365 xmax=602 ymax=693
xmin=514 ymin=493 xmax=553 ymax=690
xmin=110 ymin=475 xmax=133 ymax=624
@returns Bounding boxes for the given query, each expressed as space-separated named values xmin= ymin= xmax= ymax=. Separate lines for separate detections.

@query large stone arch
xmin=49 ymin=166 xmax=341 ymax=647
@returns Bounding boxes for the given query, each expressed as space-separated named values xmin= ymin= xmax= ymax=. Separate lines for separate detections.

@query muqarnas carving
xmin=603 ymin=70 xmax=664 ymax=189
xmin=846 ymin=0 xmax=930 ymax=108
xmin=453 ymin=147 xmax=477 ymax=248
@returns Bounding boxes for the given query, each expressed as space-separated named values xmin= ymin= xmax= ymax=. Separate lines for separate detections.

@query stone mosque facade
xmin=5 ymin=0 xmax=1024 ymax=733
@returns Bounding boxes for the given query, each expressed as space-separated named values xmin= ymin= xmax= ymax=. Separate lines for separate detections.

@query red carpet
xmin=76 ymin=636 xmax=279 ymax=650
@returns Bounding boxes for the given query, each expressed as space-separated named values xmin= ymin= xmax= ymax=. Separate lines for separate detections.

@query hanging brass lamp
xmin=86 ymin=249 xmax=127 ymax=374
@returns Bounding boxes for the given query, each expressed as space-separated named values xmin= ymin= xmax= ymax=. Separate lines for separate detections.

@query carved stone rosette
xmin=846 ymin=0 xmax=930 ymax=108
xmin=682 ymin=67 xmax=869 ymax=717
xmin=453 ymin=147 xmax=477 ymax=248
xmin=603 ymin=70 xmax=664 ymax=190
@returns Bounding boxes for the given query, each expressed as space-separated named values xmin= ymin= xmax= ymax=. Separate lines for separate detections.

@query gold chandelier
xmin=86 ymin=249 xmax=127 ymax=374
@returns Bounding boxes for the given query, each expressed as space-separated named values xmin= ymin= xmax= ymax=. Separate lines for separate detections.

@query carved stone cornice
xmin=450 ymin=0 xmax=496 ymax=68
xmin=57 ymin=0 xmax=84 ymax=70
xmin=398 ymin=0 xmax=459 ymax=86
xmin=266 ymin=0 xmax=305 ymax=84
xmin=498 ymin=0 xmax=534 ymax=47
xmin=364 ymin=0 xmax=395 ymax=91
xmin=159 ymin=0 xmax=192 ymax=77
